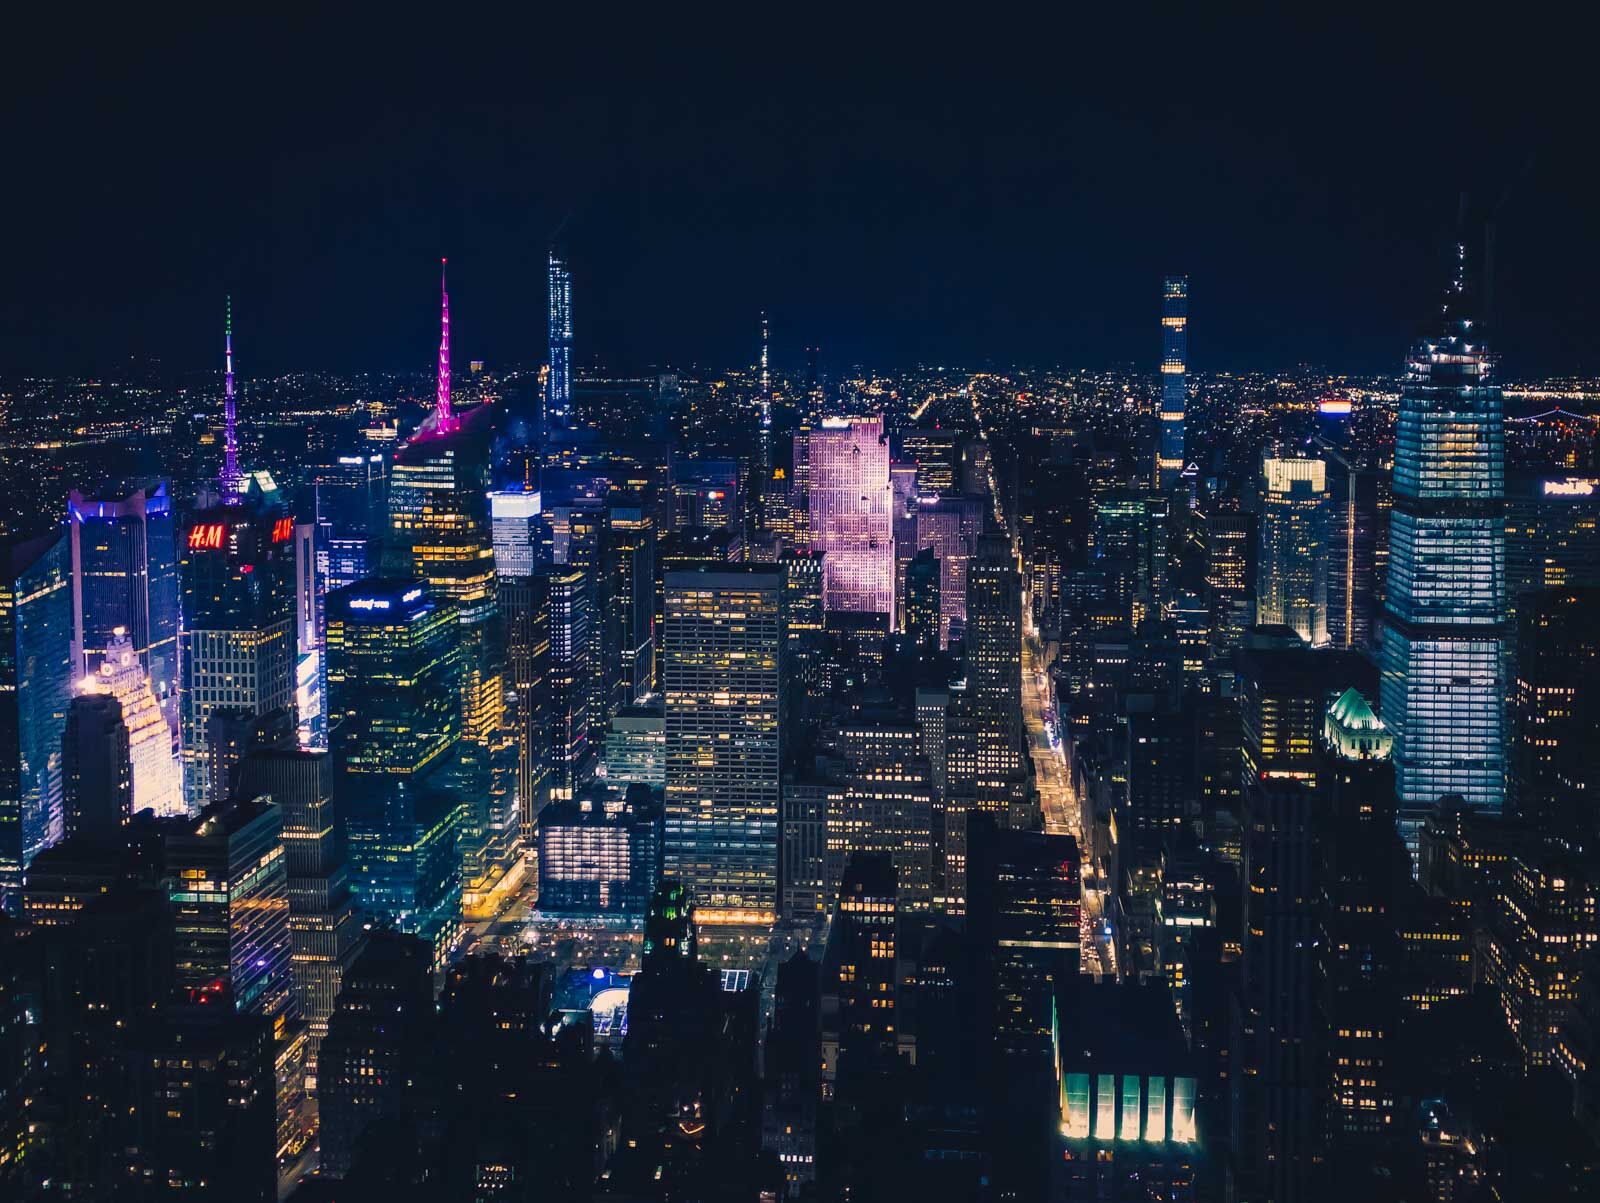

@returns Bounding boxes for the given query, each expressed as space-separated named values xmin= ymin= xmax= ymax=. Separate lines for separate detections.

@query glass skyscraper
xmin=1156 ymin=275 xmax=1188 ymax=490
xmin=68 ymin=484 xmax=180 ymax=739
xmin=547 ymin=244 xmax=574 ymax=431
xmin=1 ymin=532 xmax=73 ymax=909
xmin=384 ymin=413 xmax=519 ymax=911
xmin=1380 ymin=262 xmax=1506 ymax=850
xmin=1257 ymin=453 xmax=1329 ymax=647
xmin=326 ymin=578 xmax=465 ymax=968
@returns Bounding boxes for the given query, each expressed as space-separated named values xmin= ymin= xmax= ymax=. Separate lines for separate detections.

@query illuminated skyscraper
xmin=662 ymin=564 xmax=782 ymax=929
xmin=326 ymin=579 xmax=464 ymax=968
xmin=1203 ymin=508 xmax=1253 ymax=658
xmin=807 ymin=415 xmax=894 ymax=623
xmin=0 ymin=533 xmax=72 ymax=909
xmin=1156 ymin=275 xmax=1188 ymax=490
xmin=547 ymin=242 xmax=574 ymax=431
xmin=901 ymin=427 xmax=963 ymax=498
xmin=178 ymin=483 xmax=297 ymax=812
xmin=312 ymin=453 xmax=388 ymax=627
xmin=385 ymin=281 xmax=518 ymax=909
xmin=80 ymin=630 xmax=182 ymax=816
xmin=602 ymin=502 xmax=656 ymax=714
xmin=946 ymin=536 xmax=1030 ymax=856
xmin=165 ymin=792 xmax=304 ymax=1157
xmin=1257 ymin=453 xmax=1329 ymax=647
xmin=827 ymin=716 xmax=935 ymax=912
xmin=1380 ymin=254 xmax=1507 ymax=848
xmin=324 ymin=581 xmax=458 ymax=780
xmin=541 ymin=566 xmax=597 ymax=799
xmin=234 ymin=747 xmax=361 ymax=1063
xmin=914 ymin=493 xmax=983 ymax=646
xmin=490 ymin=486 xmax=552 ymax=839
xmin=434 ymin=260 xmax=454 ymax=432
xmin=67 ymin=484 xmax=180 ymax=738
xmin=489 ymin=486 xmax=544 ymax=579
xmin=1321 ymin=445 xmax=1385 ymax=651
xmin=221 ymin=296 xmax=242 ymax=500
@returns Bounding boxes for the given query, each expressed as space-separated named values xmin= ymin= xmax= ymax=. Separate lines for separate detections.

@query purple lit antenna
xmin=222 ymin=295 xmax=241 ymax=503
xmin=436 ymin=258 xmax=454 ymax=431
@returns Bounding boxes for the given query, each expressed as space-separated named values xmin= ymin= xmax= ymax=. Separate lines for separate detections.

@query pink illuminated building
xmin=807 ymin=415 xmax=895 ymax=622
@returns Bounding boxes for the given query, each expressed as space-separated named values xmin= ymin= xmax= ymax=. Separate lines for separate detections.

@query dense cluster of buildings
xmin=0 ymin=238 xmax=1597 ymax=1202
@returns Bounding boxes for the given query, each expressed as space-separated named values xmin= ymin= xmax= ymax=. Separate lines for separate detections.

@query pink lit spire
xmin=222 ymin=295 xmax=241 ymax=503
xmin=435 ymin=258 xmax=454 ymax=431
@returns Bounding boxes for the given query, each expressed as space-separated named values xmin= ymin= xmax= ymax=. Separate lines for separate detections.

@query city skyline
xmin=3 ymin=17 xmax=1600 ymax=1202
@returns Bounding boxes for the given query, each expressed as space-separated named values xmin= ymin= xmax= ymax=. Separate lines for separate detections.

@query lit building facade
xmin=662 ymin=565 xmax=782 ymax=928
xmin=489 ymin=486 xmax=544 ymax=579
xmin=1483 ymin=851 xmax=1599 ymax=1072
xmin=807 ymin=416 xmax=895 ymax=623
xmin=536 ymin=787 xmax=662 ymax=918
xmin=165 ymin=792 xmax=304 ymax=1157
xmin=1156 ymin=275 xmax=1188 ymax=490
xmin=827 ymin=718 xmax=934 ymax=912
xmin=326 ymin=579 xmax=464 ymax=967
xmin=234 ymin=748 xmax=362 ymax=1060
xmin=542 ymin=566 xmax=597 ymax=799
xmin=1504 ymin=471 xmax=1600 ymax=622
xmin=384 ymin=412 xmax=519 ymax=907
xmin=1054 ymin=982 xmax=1200 ymax=1201
xmin=605 ymin=694 xmax=665 ymax=788
xmin=547 ymin=243 xmax=573 ymax=430
xmin=1380 ymin=272 xmax=1507 ymax=847
xmin=1 ymin=533 xmax=78 ymax=908
xmin=178 ymin=486 xmax=297 ymax=812
xmin=914 ymin=493 xmax=983 ymax=647
xmin=1257 ymin=453 xmax=1329 ymax=647
xmin=602 ymin=503 xmax=656 ymax=715
xmin=67 ymin=484 xmax=180 ymax=739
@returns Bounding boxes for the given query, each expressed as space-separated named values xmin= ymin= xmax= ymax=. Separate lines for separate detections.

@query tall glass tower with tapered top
xmin=1156 ymin=275 xmax=1188 ymax=490
xmin=1380 ymin=247 xmax=1506 ymax=854
xmin=547 ymin=243 xmax=573 ymax=431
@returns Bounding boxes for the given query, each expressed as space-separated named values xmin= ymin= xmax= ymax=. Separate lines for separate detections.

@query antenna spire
xmin=436 ymin=258 xmax=454 ymax=431
xmin=222 ymin=295 xmax=241 ymax=503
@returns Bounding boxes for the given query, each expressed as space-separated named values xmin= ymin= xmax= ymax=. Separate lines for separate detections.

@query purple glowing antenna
xmin=222 ymin=295 xmax=241 ymax=503
xmin=435 ymin=258 xmax=453 ymax=430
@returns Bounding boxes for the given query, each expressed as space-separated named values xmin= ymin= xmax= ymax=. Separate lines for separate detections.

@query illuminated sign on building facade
xmin=1542 ymin=477 xmax=1597 ymax=497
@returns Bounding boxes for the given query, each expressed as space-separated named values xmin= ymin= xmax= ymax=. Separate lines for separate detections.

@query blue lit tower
xmin=0 ymin=533 xmax=72 ymax=910
xmin=547 ymin=242 xmax=573 ymax=431
xmin=1380 ymin=246 xmax=1506 ymax=852
xmin=1156 ymin=275 xmax=1188 ymax=490
xmin=67 ymin=483 xmax=181 ymax=737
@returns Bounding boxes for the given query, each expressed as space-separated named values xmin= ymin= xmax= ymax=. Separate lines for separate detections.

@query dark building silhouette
xmin=318 ymin=931 xmax=436 ymax=1178
xmin=61 ymin=691 xmax=131 ymax=841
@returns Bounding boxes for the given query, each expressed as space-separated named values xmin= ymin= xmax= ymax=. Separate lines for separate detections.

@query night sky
xmin=2 ymin=13 xmax=1590 ymax=378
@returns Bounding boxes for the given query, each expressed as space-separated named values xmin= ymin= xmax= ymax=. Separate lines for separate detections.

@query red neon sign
xmin=188 ymin=523 xmax=226 ymax=551
xmin=271 ymin=517 xmax=294 ymax=544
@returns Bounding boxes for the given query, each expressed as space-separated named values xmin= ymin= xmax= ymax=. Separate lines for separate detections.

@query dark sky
xmin=2 ymin=13 xmax=1590 ymax=379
